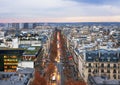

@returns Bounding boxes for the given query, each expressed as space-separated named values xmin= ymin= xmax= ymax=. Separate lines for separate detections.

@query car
xmin=51 ymin=75 xmax=56 ymax=82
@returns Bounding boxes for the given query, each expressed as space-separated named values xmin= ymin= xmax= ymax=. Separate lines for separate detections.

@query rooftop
xmin=23 ymin=46 xmax=42 ymax=55
xmin=0 ymin=48 xmax=24 ymax=56
xmin=0 ymin=75 xmax=29 ymax=85
xmin=88 ymin=76 xmax=120 ymax=85
xmin=0 ymin=68 xmax=34 ymax=85
xmin=85 ymin=49 xmax=120 ymax=62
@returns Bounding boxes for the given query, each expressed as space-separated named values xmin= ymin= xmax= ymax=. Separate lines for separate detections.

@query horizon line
xmin=1 ymin=21 xmax=120 ymax=23
xmin=0 ymin=16 xmax=120 ymax=23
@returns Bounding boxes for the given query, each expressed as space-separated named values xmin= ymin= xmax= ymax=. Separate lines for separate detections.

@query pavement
xmin=57 ymin=62 xmax=65 ymax=85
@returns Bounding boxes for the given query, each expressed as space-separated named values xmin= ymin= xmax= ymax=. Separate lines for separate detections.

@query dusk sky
xmin=0 ymin=0 xmax=120 ymax=22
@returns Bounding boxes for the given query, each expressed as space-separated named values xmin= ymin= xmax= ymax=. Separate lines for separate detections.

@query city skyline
xmin=0 ymin=0 xmax=120 ymax=23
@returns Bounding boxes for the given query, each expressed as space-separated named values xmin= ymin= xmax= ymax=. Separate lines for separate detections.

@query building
xmin=88 ymin=76 xmax=120 ymax=85
xmin=23 ymin=23 xmax=29 ymax=29
xmin=22 ymin=46 xmax=42 ymax=61
xmin=5 ymin=38 xmax=19 ymax=48
xmin=0 ymin=48 xmax=24 ymax=72
xmin=18 ymin=46 xmax=42 ymax=68
xmin=19 ymin=23 xmax=24 ymax=29
xmin=78 ymin=49 xmax=120 ymax=82
xmin=12 ymin=23 xmax=19 ymax=29
xmin=0 ymin=31 xmax=5 ymax=39
xmin=0 ymin=68 xmax=34 ymax=85
xmin=23 ymin=23 xmax=33 ymax=29
xmin=28 ymin=23 xmax=33 ymax=29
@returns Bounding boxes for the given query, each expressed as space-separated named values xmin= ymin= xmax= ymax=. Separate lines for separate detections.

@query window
xmin=4 ymin=66 xmax=7 ymax=68
xmin=113 ymin=75 xmax=116 ymax=79
xmin=4 ymin=56 xmax=7 ymax=58
xmin=118 ymin=70 xmax=120 ymax=73
xmin=107 ymin=69 xmax=110 ymax=73
xmin=88 ymin=74 xmax=91 ymax=77
xmin=88 ymin=63 xmax=91 ymax=67
xmin=12 ymin=66 xmax=17 ymax=68
xmin=113 ymin=69 xmax=116 ymax=73
xmin=113 ymin=64 xmax=116 ymax=68
xmin=95 ymin=69 xmax=98 ymax=73
xmin=118 ymin=75 xmax=120 ymax=79
xmin=95 ymin=64 xmax=97 ymax=67
xmin=108 ymin=75 xmax=110 ymax=79
xmin=101 ymin=63 xmax=104 ymax=67
xmin=118 ymin=64 xmax=120 ymax=68
xmin=101 ymin=69 xmax=104 ymax=73
xmin=10 ymin=56 xmax=16 ymax=58
xmin=88 ymin=69 xmax=91 ymax=72
xmin=107 ymin=64 xmax=110 ymax=68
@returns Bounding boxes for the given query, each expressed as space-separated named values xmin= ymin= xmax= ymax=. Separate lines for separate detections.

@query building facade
xmin=78 ymin=49 xmax=120 ymax=82
xmin=0 ymin=49 xmax=24 ymax=72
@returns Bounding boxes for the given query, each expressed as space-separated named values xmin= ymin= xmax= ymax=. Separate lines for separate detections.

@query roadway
xmin=56 ymin=31 xmax=65 ymax=85
xmin=51 ymin=30 xmax=79 ymax=85
xmin=50 ymin=31 xmax=64 ymax=85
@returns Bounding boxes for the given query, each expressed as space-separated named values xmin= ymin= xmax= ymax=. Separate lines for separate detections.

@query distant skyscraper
xmin=4 ymin=23 xmax=19 ymax=29
xmin=28 ymin=23 xmax=33 ymax=29
xmin=33 ymin=23 xmax=37 ymax=28
xmin=8 ymin=23 xmax=12 ymax=28
xmin=23 ymin=23 xmax=29 ymax=29
xmin=12 ymin=23 xmax=19 ymax=29
xmin=4 ymin=23 xmax=9 ymax=29
xmin=19 ymin=23 xmax=24 ymax=29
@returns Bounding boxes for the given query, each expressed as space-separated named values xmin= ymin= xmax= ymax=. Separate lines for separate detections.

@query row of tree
xmin=30 ymin=31 xmax=58 ymax=85
xmin=30 ymin=71 xmax=47 ymax=85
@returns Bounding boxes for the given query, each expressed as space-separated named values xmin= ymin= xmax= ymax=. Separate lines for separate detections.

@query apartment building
xmin=78 ymin=49 xmax=120 ymax=82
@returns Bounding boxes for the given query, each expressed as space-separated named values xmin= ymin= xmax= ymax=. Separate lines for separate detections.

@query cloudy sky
xmin=0 ymin=0 xmax=120 ymax=22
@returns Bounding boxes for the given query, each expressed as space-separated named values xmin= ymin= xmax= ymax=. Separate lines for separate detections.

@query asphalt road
xmin=57 ymin=62 xmax=64 ymax=85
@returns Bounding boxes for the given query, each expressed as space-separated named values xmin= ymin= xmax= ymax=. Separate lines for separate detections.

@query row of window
xmin=4 ymin=56 xmax=17 ymax=58
xmin=4 ymin=66 xmax=17 ymax=69
xmin=88 ymin=74 xmax=120 ymax=79
xmin=4 ymin=69 xmax=16 ymax=72
xmin=88 ymin=63 xmax=120 ymax=68
xmin=88 ymin=69 xmax=118 ymax=73
xmin=4 ymin=59 xmax=18 ymax=61
xmin=87 ymin=52 xmax=119 ymax=56
xmin=22 ymin=57 xmax=35 ymax=60
xmin=4 ymin=61 xmax=18 ymax=63
xmin=4 ymin=63 xmax=18 ymax=65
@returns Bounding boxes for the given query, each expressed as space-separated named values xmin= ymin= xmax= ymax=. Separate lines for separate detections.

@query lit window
xmin=4 ymin=56 xmax=7 ymax=58
xmin=4 ymin=66 xmax=7 ymax=68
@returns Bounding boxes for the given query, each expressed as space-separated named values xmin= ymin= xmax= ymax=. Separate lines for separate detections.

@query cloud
xmin=0 ymin=0 xmax=120 ymax=22
xmin=70 ymin=0 xmax=120 ymax=5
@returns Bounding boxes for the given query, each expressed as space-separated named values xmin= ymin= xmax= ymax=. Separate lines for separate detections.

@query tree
xmin=65 ymin=79 xmax=86 ymax=85
xmin=46 ymin=62 xmax=55 ymax=78
xmin=30 ymin=70 xmax=47 ymax=85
